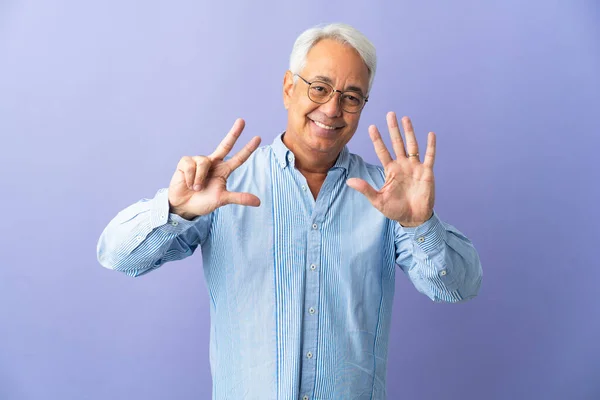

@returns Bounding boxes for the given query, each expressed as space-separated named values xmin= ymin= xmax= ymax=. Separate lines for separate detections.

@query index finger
xmin=210 ymin=118 xmax=246 ymax=160
xmin=369 ymin=125 xmax=393 ymax=167
xmin=224 ymin=136 xmax=262 ymax=174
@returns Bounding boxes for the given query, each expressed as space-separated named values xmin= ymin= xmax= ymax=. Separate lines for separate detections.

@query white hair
xmin=289 ymin=23 xmax=377 ymax=95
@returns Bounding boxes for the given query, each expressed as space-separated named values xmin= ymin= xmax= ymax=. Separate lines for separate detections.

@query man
xmin=97 ymin=23 xmax=482 ymax=399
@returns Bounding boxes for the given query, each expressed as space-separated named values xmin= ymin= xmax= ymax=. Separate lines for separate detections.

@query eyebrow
xmin=312 ymin=75 xmax=366 ymax=96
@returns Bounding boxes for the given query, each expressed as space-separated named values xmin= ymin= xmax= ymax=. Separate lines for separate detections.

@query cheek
xmin=293 ymin=99 xmax=319 ymax=120
xmin=344 ymin=115 xmax=360 ymax=131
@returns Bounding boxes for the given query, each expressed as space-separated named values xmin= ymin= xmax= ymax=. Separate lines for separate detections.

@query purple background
xmin=1 ymin=1 xmax=599 ymax=399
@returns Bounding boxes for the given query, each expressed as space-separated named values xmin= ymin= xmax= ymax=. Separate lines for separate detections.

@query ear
xmin=283 ymin=70 xmax=295 ymax=110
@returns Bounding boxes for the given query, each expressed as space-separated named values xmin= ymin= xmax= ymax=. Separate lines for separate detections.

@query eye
xmin=342 ymin=93 xmax=361 ymax=105
xmin=312 ymin=85 xmax=327 ymax=92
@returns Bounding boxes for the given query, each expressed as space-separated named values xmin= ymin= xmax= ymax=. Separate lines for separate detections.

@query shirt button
xmin=306 ymin=351 xmax=313 ymax=359
xmin=136 ymin=236 xmax=142 ymax=241
xmin=309 ymin=307 xmax=316 ymax=314
xmin=440 ymin=270 xmax=447 ymax=276
xmin=288 ymin=154 xmax=294 ymax=162
xmin=312 ymin=223 xmax=318 ymax=230
xmin=171 ymin=221 xmax=178 ymax=226
xmin=301 ymin=185 xmax=307 ymax=191
xmin=417 ymin=236 xmax=425 ymax=243
xmin=303 ymin=396 xmax=309 ymax=400
xmin=310 ymin=264 xmax=316 ymax=271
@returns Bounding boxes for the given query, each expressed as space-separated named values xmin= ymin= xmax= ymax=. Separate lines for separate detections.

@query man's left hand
xmin=347 ymin=112 xmax=436 ymax=228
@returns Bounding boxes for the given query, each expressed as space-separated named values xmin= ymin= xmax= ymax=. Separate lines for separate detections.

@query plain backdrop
xmin=1 ymin=1 xmax=599 ymax=399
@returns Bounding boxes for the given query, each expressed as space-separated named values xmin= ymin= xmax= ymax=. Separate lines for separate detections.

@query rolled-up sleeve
xmin=96 ymin=188 xmax=212 ymax=277
xmin=394 ymin=212 xmax=483 ymax=303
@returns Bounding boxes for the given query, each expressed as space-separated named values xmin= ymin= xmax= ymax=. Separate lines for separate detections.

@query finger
xmin=346 ymin=178 xmax=380 ymax=206
xmin=210 ymin=118 xmax=246 ymax=160
xmin=386 ymin=112 xmax=407 ymax=159
xmin=192 ymin=156 xmax=212 ymax=191
xmin=177 ymin=156 xmax=196 ymax=189
xmin=423 ymin=131 xmax=436 ymax=168
xmin=401 ymin=116 xmax=419 ymax=160
xmin=171 ymin=169 xmax=186 ymax=189
xmin=224 ymin=136 xmax=262 ymax=174
xmin=368 ymin=125 xmax=393 ymax=167
xmin=221 ymin=191 xmax=261 ymax=207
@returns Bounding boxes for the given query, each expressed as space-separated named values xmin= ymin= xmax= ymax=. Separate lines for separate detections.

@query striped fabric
xmin=97 ymin=133 xmax=482 ymax=399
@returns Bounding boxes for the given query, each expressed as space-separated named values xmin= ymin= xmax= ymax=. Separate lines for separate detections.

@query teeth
xmin=313 ymin=120 xmax=336 ymax=130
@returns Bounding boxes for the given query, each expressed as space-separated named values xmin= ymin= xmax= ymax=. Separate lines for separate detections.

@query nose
xmin=319 ymin=91 xmax=343 ymax=118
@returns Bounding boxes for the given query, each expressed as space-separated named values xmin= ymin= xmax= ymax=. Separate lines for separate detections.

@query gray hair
xmin=289 ymin=23 xmax=377 ymax=95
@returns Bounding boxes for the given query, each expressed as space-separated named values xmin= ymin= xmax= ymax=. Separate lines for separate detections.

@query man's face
xmin=283 ymin=39 xmax=370 ymax=159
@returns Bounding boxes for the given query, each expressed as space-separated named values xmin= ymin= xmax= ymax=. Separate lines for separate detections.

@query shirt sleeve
xmin=96 ymin=188 xmax=212 ymax=277
xmin=394 ymin=211 xmax=483 ymax=303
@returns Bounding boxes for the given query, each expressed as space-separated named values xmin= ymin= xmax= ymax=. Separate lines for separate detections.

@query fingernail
xmin=193 ymin=185 xmax=201 ymax=191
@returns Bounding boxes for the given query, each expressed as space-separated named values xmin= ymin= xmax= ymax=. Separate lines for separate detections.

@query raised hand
xmin=347 ymin=112 xmax=436 ymax=227
xmin=168 ymin=118 xmax=262 ymax=220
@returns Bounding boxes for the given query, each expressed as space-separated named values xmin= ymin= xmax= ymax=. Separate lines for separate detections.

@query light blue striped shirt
xmin=97 ymin=133 xmax=482 ymax=399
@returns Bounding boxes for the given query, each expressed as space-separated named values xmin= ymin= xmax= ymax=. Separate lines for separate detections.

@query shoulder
xmin=226 ymin=143 xmax=273 ymax=171
xmin=225 ymin=142 xmax=274 ymax=189
xmin=347 ymin=151 xmax=386 ymax=187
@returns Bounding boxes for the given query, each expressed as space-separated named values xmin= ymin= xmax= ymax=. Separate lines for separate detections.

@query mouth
xmin=309 ymin=118 xmax=344 ymax=132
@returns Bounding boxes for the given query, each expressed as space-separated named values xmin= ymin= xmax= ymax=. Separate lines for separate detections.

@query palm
xmin=169 ymin=160 xmax=231 ymax=216
xmin=377 ymin=158 xmax=435 ymax=225
xmin=347 ymin=113 xmax=436 ymax=227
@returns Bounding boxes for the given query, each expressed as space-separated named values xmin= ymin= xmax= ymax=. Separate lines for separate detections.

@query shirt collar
xmin=272 ymin=132 xmax=350 ymax=174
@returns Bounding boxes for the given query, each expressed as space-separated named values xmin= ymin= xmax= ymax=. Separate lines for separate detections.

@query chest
xmin=304 ymin=174 xmax=326 ymax=200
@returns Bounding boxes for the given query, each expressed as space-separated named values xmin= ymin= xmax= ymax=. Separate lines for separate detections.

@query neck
xmin=282 ymin=133 xmax=340 ymax=174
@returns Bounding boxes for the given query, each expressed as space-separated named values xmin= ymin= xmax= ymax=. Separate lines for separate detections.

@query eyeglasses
xmin=294 ymin=74 xmax=368 ymax=114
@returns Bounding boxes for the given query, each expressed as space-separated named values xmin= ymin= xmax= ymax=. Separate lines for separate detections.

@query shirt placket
xmin=299 ymin=168 xmax=342 ymax=400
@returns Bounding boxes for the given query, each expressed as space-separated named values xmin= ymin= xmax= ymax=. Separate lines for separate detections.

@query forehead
xmin=302 ymin=39 xmax=369 ymax=91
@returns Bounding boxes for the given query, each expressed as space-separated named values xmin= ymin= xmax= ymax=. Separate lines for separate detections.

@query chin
xmin=303 ymin=124 xmax=339 ymax=151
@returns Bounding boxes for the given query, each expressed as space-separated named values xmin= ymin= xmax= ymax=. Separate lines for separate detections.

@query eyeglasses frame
xmin=294 ymin=74 xmax=369 ymax=114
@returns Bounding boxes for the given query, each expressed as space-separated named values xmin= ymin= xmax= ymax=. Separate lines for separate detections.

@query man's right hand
xmin=168 ymin=118 xmax=262 ymax=220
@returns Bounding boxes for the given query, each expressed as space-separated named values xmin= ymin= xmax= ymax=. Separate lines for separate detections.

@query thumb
xmin=346 ymin=178 xmax=379 ymax=204
xmin=221 ymin=191 xmax=261 ymax=208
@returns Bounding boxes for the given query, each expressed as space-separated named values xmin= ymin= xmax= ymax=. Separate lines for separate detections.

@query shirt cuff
xmin=398 ymin=211 xmax=446 ymax=255
xmin=150 ymin=188 xmax=207 ymax=234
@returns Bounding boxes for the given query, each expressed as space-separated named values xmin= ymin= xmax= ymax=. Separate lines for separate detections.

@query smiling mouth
xmin=310 ymin=119 xmax=343 ymax=130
